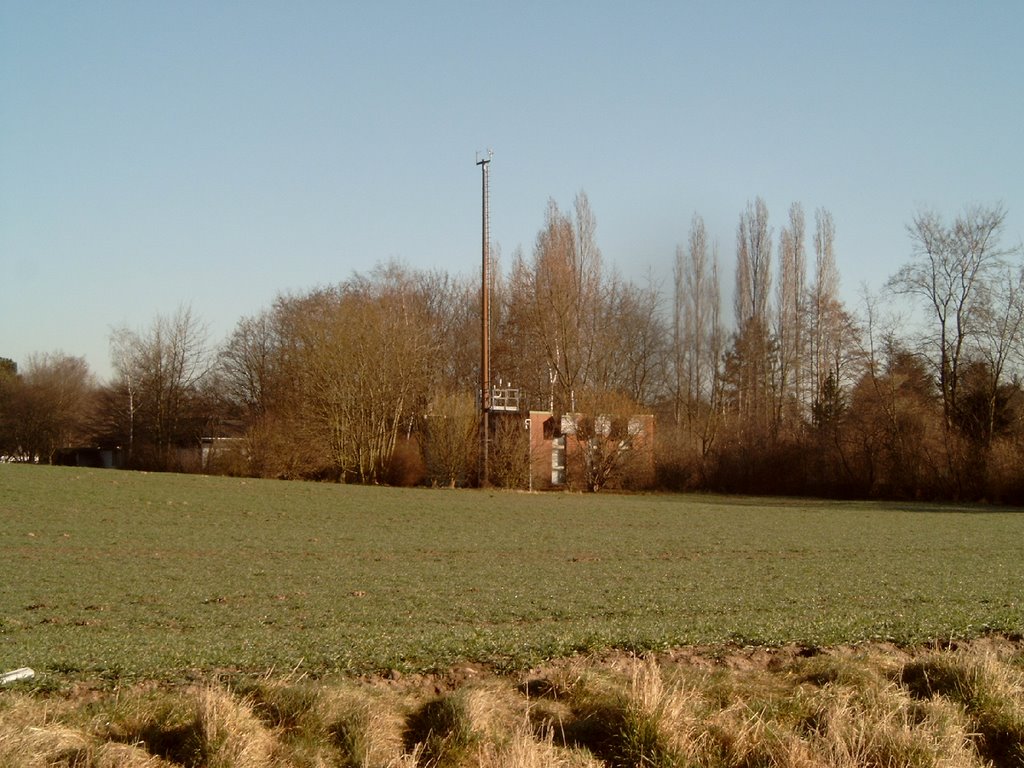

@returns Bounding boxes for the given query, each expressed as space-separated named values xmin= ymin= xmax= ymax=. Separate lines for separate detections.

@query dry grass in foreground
xmin=1 ymin=637 xmax=1022 ymax=768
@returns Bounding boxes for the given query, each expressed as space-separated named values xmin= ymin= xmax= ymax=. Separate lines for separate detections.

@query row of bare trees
xmin=662 ymin=199 xmax=1024 ymax=502
xmin=3 ymin=197 xmax=1023 ymax=499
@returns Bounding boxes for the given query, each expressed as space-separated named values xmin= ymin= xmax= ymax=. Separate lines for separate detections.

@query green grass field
xmin=2 ymin=464 xmax=1022 ymax=680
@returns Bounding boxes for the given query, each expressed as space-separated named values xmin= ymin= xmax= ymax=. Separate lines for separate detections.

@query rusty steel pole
xmin=477 ymin=151 xmax=492 ymax=486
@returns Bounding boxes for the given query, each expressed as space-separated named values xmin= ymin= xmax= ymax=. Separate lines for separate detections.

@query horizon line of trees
xmin=3 ymin=197 xmax=1024 ymax=501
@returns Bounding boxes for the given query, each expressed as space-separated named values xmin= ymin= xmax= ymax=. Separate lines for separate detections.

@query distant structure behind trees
xmin=3 ymin=199 xmax=1024 ymax=501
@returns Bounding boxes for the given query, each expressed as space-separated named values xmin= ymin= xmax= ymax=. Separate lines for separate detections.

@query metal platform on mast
xmin=490 ymin=382 xmax=520 ymax=413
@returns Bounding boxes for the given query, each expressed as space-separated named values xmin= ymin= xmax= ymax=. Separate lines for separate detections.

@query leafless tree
xmin=598 ymin=276 xmax=667 ymax=406
xmin=275 ymin=265 xmax=439 ymax=483
xmin=0 ymin=353 xmax=95 ymax=462
xmin=421 ymin=390 xmax=479 ymax=487
xmin=494 ymin=246 xmax=549 ymax=408
xmin=504 ymin=193 xmax=610 ymax=414
xmin=776 ymin=202 xmax=806 ymax=422
xmin=671 ymin=213 xmax=724 ymax=461
xmin=488 ymin=412 xmax=530 ymax=489
xmin=107 ymin=306 xmax=212 ymax=469
xmin=728 ymin=198 xmax=774 ymax=430
xmin=734 ymin=197 xmax=773 ymax=328
xmin=429 ymin=271 xmax=480 ymax=394
xmin=220 ymin=310 xmax=280 ymax=419
xmin=889 ymin=204 xmax=1015 ymax=433
xmin=810 ymin=208 xmax=841 ymax=404
xmin=957 ymin=263 xmax=1024 ymax=446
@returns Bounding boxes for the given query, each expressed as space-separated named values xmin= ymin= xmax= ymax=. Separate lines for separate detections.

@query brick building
xmin=528 ymin=410 xmax=654 ymax=491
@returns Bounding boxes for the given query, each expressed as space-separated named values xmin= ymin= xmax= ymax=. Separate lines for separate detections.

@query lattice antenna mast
xmin=476 ymin=149 xmax=493 ymax=486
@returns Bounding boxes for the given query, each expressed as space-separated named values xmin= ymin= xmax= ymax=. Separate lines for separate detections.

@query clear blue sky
xmin=2 ymin=1 xmax=1022 ymax=381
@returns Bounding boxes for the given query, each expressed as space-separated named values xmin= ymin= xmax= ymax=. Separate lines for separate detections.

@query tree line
xmin=3 ymin=197 xmax=1023 ymax=501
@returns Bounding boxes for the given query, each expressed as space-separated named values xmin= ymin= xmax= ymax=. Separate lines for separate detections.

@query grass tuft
xmin=235 ymin=676 xmax=323 ymax=733
xmin=99 ymin=686 xmax=200 ymax=764
xmin=93 ymin=741 xmax=179 ymax=767
xmin=0 ymin=722 xmax=92 ymax=767
xmin=804 ymin=682 xmax=968 ymax=767
xmin=324 ymin=684 xmax=407 ymax=767
xmin=475 ymin=719 xmax=603 ymax=768
xmin=546 ymin=656 xmax=709 ymax=767
xmin=403 ymin=682 xmax=523 ymax=767
xmin=192 ymin=686 xmax=276 ymax=768
xmin=900 ymin=650 xmax=1024 ymax=765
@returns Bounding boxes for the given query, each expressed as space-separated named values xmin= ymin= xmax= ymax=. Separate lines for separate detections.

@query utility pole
xmin=477 ymin=149 xmax=493 ymax=487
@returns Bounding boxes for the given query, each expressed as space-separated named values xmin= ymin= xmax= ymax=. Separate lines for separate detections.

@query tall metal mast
xmin=476 ymin=149 xmax=493 ymax=486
